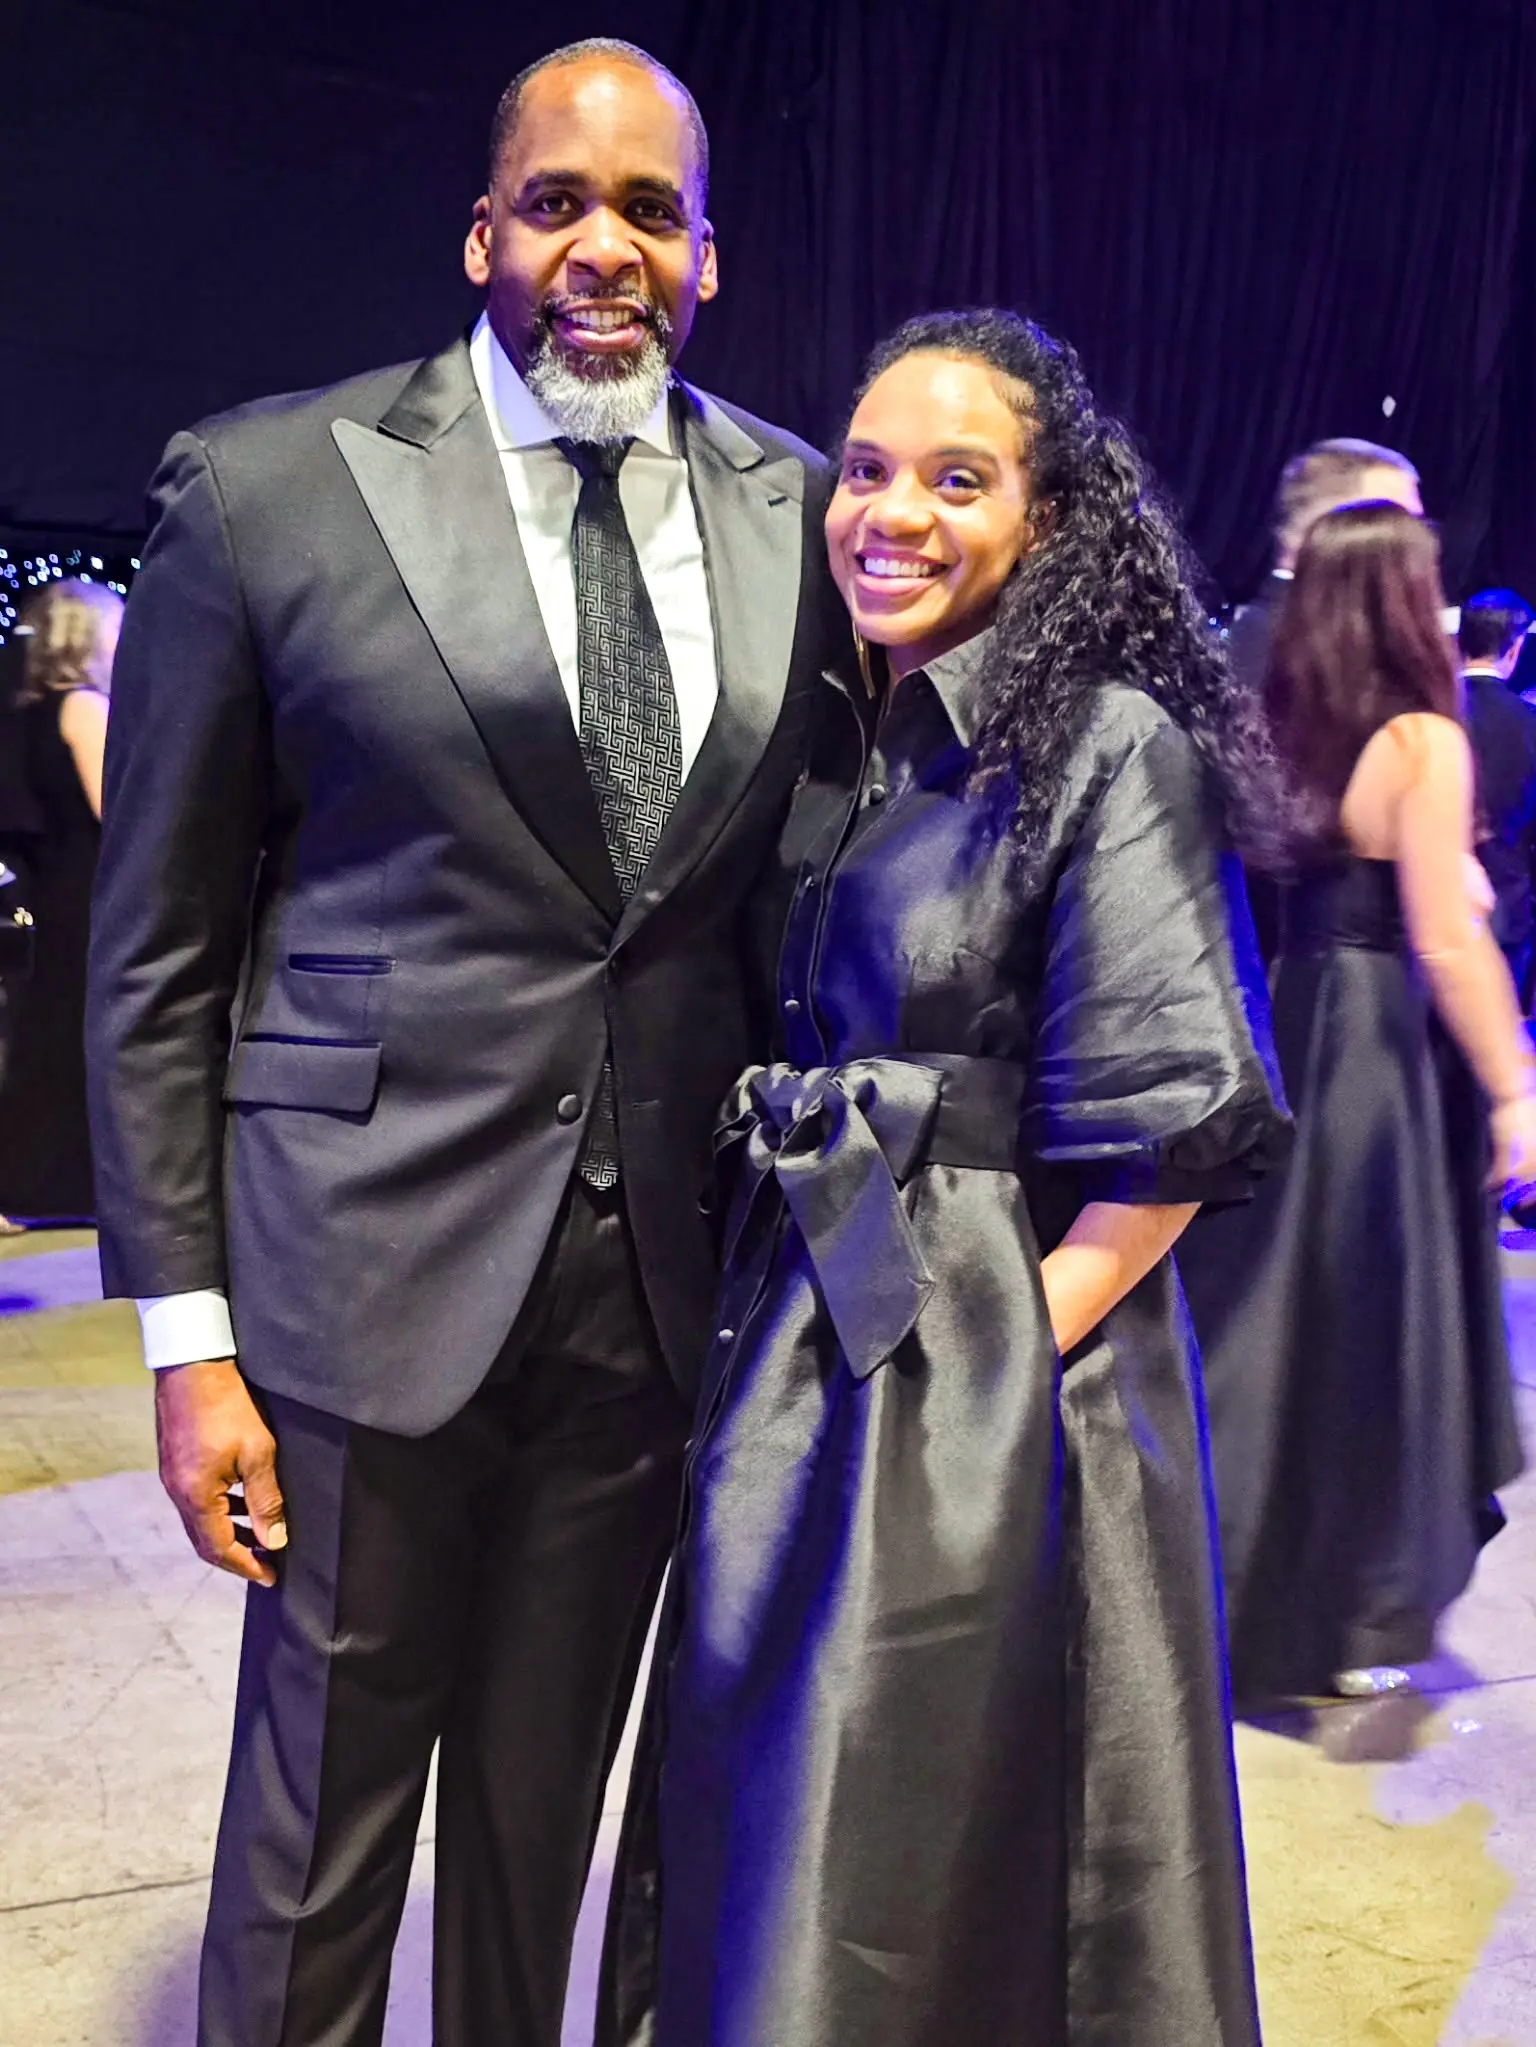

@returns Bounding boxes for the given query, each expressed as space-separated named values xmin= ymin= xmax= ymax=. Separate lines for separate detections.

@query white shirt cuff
xmin=136 ymin=1290 xmax=237 ymax=1370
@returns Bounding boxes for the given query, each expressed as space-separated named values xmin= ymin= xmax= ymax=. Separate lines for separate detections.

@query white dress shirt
xmin=138 ymin=316 xmax=720 ymax=1369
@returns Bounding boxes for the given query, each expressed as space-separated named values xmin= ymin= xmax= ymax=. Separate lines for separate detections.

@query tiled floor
xmin=5 ymin=1232 xmax=1536 ymax=2044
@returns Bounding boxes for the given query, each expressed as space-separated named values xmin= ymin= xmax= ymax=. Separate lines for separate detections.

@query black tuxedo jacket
xmin=1464 ymin=671 xmax=1536 ymax=954
xmin=1226 ymin=579 xmax=1282 ymax=700
xmin=87 ymin=336 xmax=829 ymax=1434
xmin=1226 ymin=581 xmax=1284 ymax=963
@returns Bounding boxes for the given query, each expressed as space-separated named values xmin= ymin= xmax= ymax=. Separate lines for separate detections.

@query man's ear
xmin=696 ymin=221 xmax=720 ymax=304
xmin=464 ymin=194 xmax=493 ymax=287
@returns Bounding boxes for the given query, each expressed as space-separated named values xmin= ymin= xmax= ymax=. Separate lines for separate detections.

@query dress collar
xmin=468 ymin=311 xmax=675 ymax=458
xmin=912 ymin=628 xmax=994 ymax=747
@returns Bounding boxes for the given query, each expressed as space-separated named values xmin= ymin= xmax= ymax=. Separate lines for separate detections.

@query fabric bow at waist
xmin=716 ymin=1055 xmax=1026 ymax=1380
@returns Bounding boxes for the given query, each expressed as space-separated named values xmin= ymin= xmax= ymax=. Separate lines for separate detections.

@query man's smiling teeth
xmin=859 ymin=554 xmax=943 ymax=579
xmin=563 ymin=307 xmax=642 ymax=332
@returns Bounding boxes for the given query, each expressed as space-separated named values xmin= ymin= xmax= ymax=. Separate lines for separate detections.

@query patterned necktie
xmin=558 ymin=437 xmax=684 ymax=1187
xmin=558 ymin=438 xmax=683 ymax=892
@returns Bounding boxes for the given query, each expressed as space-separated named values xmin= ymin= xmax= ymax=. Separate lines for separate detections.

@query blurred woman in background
xmin=1180 ymin=503 xmax=1535 ymax=1735
xmin=0 ymin=579 xmax=120 ymax=1222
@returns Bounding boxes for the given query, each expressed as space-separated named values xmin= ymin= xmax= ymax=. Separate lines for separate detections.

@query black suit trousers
xmin=198 ymin=1177 xmax=690 ymax=2047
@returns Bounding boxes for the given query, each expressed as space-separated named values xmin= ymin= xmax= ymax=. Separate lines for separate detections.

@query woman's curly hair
xmin=843 ymin=310 xmax=1290 ymax=873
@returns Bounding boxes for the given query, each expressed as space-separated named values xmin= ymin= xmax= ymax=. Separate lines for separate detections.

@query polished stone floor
xmin=5 ymin=1230 xmax=1536 ymax=2045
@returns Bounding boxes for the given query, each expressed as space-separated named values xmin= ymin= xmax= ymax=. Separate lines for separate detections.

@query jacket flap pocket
xmin=223 ymin=1037 xmax=382 ymax=1114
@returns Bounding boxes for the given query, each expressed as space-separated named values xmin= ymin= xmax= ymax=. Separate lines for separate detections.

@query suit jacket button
xmin=556 ymin=1093 xmax=583 ymax=1124
xmin=784 ymin=997 xmax=802 ymax=1016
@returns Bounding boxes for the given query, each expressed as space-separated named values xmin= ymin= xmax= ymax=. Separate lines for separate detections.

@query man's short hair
xmin=1459 ymin=587 xmax=1536 ymax=664
xmin=488 ymin=39 xmax=709 ymax=204
xmin=1275 ymin=437 xmax=1421 ymax=554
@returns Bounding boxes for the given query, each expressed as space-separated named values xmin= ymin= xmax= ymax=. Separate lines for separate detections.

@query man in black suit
xmin=1228 ymin=436 xmax=1424 ymax=958
xmin=86 ymin=38 xmax=827 ymax=2047
xmin=1228 ymin=435 xmax=1425 ymax=693
xmin=1460 ymin=587 xmax=1536 ymax=1005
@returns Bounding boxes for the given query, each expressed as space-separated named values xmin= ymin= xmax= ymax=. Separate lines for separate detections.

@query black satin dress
xmin=599 ymin=633 xmax=1291 ymax=2047
xmin=1180 ymin=856 xmax=1524 ymax=1705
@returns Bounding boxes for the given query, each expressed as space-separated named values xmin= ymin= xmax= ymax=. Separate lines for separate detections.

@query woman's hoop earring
xmin=854 ymin=629 xmax=878 ymax=700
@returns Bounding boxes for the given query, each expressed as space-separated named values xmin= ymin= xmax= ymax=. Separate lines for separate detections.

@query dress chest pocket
xmin=898 ymin=943 xmax=1036 ymax=1056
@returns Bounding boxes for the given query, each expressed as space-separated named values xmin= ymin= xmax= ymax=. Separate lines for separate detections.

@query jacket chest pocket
xmin=277 ymin=952 xmax=394 ymax=1038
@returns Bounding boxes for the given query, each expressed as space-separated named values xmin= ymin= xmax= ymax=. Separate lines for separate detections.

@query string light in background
xmin=0 ymin=544 xmax=142 ymax=650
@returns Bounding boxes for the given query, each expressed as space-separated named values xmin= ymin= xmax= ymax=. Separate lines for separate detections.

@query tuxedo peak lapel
xmin=616 ymin=384 xmax=805 ymax=943
xmin=332 ymin=344 xmax=620 ymax=924
xmin=377 ymin=334 xmax=481 ymax=450
xmin=679 ymin=385 xmax=789 ymax=479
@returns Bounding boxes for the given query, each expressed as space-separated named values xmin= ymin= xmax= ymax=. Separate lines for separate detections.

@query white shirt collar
xmin=469 ymin=312 xmax=674 ymax=458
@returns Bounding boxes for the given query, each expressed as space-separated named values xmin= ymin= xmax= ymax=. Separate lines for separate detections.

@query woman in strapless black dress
xmin=1179 ymin=503 xmax=1535 ymax=1712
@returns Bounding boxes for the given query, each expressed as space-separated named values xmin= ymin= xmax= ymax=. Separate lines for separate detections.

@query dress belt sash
xmin=715 ymin=1055 xmax=1026 ymax=1380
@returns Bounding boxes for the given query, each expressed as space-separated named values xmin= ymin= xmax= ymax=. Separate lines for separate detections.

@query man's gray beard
xmin=523 ymin=325 xmax=673 ymax=445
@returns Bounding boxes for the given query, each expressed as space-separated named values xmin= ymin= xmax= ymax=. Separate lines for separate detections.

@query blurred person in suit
xmin=86 ymin=37 xmax=829 ymax=2047
xmin=1228 ymin=437 xmax=1424 ymax=696
xmin=0 ymin=579 xmax=117 ymax=1221
xmin=1459 ymin=588 xmax=1536 ymax=1002
xmin=1460 ymin=587 xmax=1536 ymax=1229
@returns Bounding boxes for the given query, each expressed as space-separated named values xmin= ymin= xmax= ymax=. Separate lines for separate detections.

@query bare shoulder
xmin=58 ymin=686 xmax=110 ymax=741
xmin=1363 ymin=710 xmax=1470 ymax=788
xmin=1343 ymin=711 xmax=1469 ymax=855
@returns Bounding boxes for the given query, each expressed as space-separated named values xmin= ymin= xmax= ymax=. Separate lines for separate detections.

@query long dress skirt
xmin=1179 ymin=858 xmax=1524 ymax=1703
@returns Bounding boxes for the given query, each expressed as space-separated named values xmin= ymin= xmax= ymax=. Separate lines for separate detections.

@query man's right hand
xmin=154 ymin=1359 xmax=287 ymax=1588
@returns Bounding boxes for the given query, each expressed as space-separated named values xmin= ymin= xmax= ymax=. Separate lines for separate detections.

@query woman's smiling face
xmin=826 ymin=351 xmax=1036 ymax=680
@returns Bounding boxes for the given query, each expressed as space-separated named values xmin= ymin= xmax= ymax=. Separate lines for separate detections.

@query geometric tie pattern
xmin=558 ymin=438 xmax=684 ymax=893
xmin=558 ymin=438 xmax=684 ymax=1189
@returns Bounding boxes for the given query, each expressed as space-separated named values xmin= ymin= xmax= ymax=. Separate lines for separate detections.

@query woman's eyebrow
xmin=842 ymin=440 xmax=999 ymax=464
xmin=928 ymin=443 xmax=1000 ymax=465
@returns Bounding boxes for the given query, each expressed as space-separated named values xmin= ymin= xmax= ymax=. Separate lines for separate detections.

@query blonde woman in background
xmin=0 ymin=579 xmax=120 ymax=1222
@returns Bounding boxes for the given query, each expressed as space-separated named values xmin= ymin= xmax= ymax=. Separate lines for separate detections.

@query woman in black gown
xmin=600 ymin=311 xmax=1292 ymax=2047
xmin=0 ymin=579 xmax=118 ymax=1221
xmin=1179 ymin=504 xmax=1535 ymax=1715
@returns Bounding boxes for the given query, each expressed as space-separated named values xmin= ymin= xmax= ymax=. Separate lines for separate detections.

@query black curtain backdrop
xmin=3 ymin=0 xmax=1534 ymax=599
